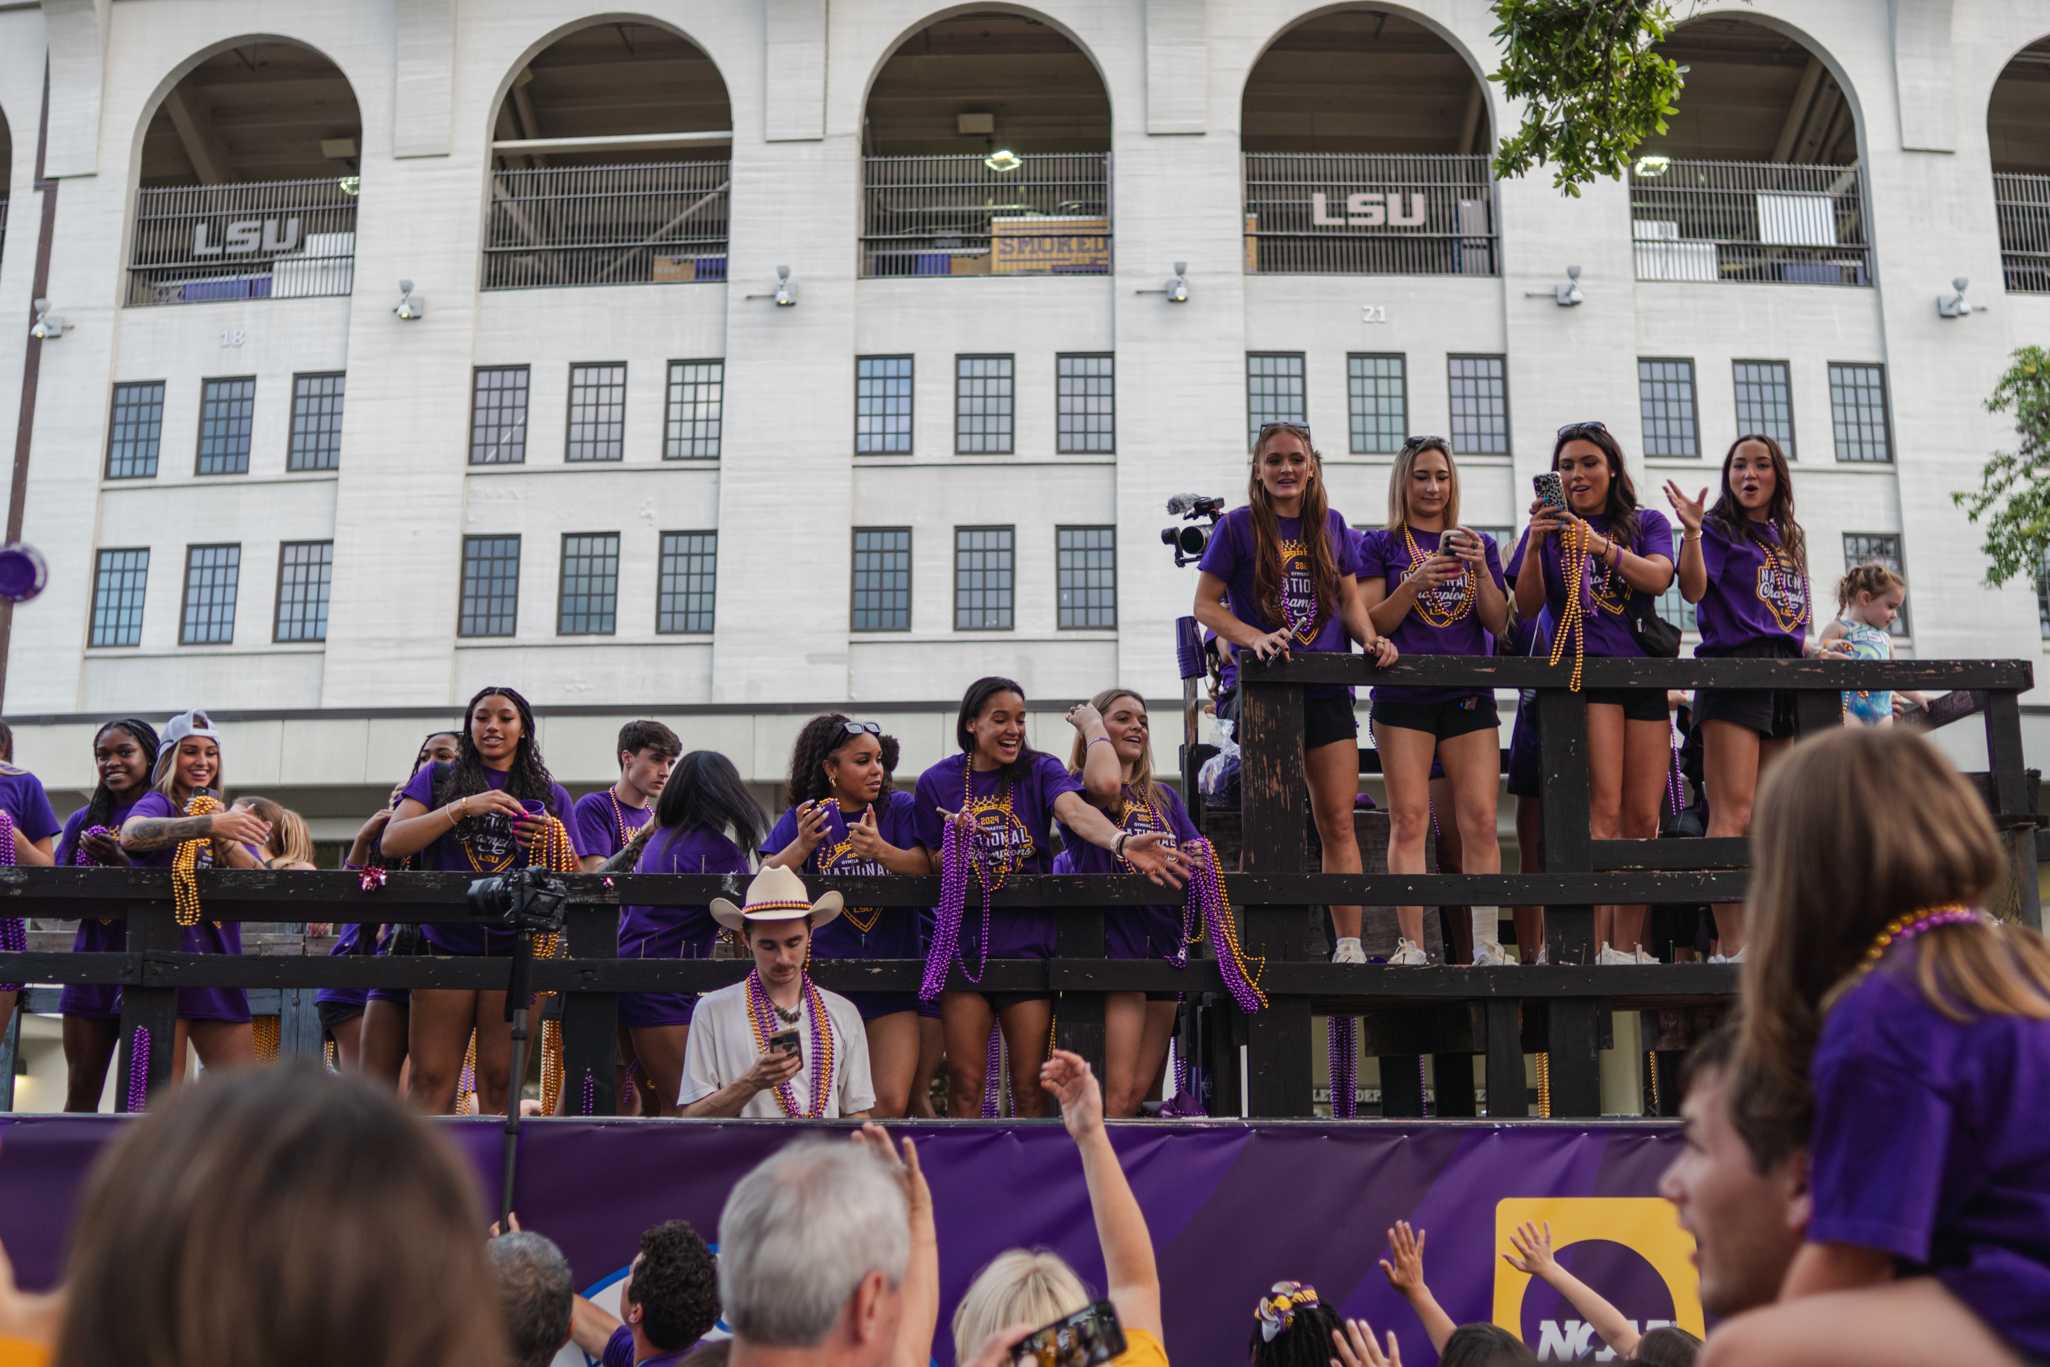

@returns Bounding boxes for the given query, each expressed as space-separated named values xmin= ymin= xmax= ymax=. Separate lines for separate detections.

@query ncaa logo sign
xmin=1491 ymin=1198 xmax=1703 ymax=1361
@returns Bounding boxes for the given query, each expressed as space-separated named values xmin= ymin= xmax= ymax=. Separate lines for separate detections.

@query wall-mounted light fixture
xmin=1136 ymin=262 xmax=1190 ymax=304
xmin=29 ymin=298 xmax=67 ymax=340
xmin=1524 ymin=265 xmax=1583 ymax=307
xmin=1937 ymin=276 xmax=1983 ymax=319
xmin=746 ymin=265 xmax=798 ymax=307
xmin=393 ymin=279 xmax=425 ymax=321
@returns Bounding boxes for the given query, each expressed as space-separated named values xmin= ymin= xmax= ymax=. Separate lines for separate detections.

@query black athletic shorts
xmin=1304 ymin=692 xmax=1361 ymax=751
xmin=1583 ymin=687 xmax=1669 ymax=723
xmin=1693 ymin=638 xmax=1803 ymax=738
xmin=1371 ymin=694 xmax=1501 ymax=742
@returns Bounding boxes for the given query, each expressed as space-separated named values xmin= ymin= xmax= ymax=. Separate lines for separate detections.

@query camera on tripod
xmin=466 ymin=866 xmax=570 ymax=935
xmin=1160 ymin=493 xmax=1225 ymax=567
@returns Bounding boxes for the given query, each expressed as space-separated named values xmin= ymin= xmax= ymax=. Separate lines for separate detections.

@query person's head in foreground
xmin=487 ymin=1231 xmax=573 ymax=1367
xmin=55 ymin=1062 xmax=505 ymax=1367
xmin=717 ymin=1140 xmax=908 ymax=1364
xmin=1631 ymin=1325 xmax=1702 ymax=1365
xmin=620 ymin=1221 xmax=720 ymax=1359
xmin=1248 ymin=1281 xmax=1343 ymax=1367
xmin=1438 ymin=1323 xmax=1538 ymax=1367
xmin=951 ymin=1250 xmax=1099 ymax=1365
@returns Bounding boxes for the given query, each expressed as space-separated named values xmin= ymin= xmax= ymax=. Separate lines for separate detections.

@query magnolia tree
xmin=1955 ymin=347 xmax=2050 ymax=587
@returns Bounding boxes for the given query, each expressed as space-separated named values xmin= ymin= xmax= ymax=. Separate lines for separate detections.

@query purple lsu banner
xmin=0 ymin=1117 xmax=1701 ymax=1364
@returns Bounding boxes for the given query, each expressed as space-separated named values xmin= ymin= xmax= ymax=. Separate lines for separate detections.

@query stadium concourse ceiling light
xmin=1937 ymin=276 xmax=1984 ymax=319
xmin=29 ymin=298 xmax=67 ymax=340
xmin=983 ymin=148 xmax=1023 ymax=173
xmin=393 ymin=280 xmax=424 ymax=321
xmin=1137 ymin=263 xmax=1190 ymax=303
xmin=1525 ymin=265 xmax=1583 ymax=307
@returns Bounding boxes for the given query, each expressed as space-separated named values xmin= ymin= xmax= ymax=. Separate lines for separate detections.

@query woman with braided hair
xmin=379 ymin=687 xmax=587 ymax=1114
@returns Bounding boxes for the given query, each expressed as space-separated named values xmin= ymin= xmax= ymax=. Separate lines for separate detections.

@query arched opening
xmin=128 ymin=39 xmax=363 ymax=306
xmin=483 ymin=19 xmax=733 ymax=290
xmin=1240 ymin=7 xmax=1497 ymax=276
xmin=1989 ymin=35 xmax=2050 ymax=293
xmin=1628 ymin=17 xmax=1869 ymax=285
xmin=859 ymin=10 xmax=1111 ymax=278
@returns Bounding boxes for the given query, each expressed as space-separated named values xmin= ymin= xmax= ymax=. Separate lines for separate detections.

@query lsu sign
xmin=1310 ymin=191 xmax=1429 ymax=228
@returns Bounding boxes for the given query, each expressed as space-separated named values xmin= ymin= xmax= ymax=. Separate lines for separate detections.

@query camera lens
xmin=1175 ymin=525 xmax=1209 ymax=556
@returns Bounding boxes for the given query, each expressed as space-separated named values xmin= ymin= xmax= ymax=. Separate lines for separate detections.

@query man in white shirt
xmin=679 ymin=865 xmax=875 ymax=1119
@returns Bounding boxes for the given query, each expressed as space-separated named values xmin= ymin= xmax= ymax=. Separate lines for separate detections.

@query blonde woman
xmin=236 ymin=796 xmax=319 ymax=869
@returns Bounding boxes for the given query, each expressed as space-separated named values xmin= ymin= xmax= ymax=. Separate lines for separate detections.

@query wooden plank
xmin=1546 ymin=999 xmax=1603 ymax=1116
xmin=1235 ymin=665 xmax=1311 ymax=1118
xmin=1534 ymin=689 xmax=1600 ymax=1114
xmin=1054 ymin=903 xmax=1108 ymax=1090
xmin=116 ymin=908 xmax=179 ymax=1109
xmin=1793 ymin=687 xmax=1841 ymax=738
xmin=0 ymin=1004 xmax=18 ymax=1111
xmin=1484 ymin=999 xmax=1527 ymax=1118
xmin=1246 ymin=653 xmax=2033 ymax=691
xmin=1433 ymin=1049 xmax=1477 ymax=1118
xmin=558 ymin=900 xmax=620 ymax=1116
xmin=1593 ymin=838 xmax=1748 ymax=870
xmin=1378 ymin=1052 xmax=1424 ymax=1117
xmin=1984 ymin=692 xmax=2042 ymax=932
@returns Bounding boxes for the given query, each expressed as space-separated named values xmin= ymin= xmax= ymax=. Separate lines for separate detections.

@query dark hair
xmin=657 ymin=750 xmax=766 ymax=853
xmin=626 ymin=1220 xmax=721 ymax=1351
xmin=487 ymin=1231 xmax=573 ymax=1367
xmin=84 ymin=718 xmax=162 ymax=832
xmin=1247 ymin=1302 xmax=1343 ymax=1367
xmin=55 ymin=1063 xmax=506 ymax=1367
xmin=878 ymin=734 xmax=901 ymax=782
xmin=1705 ymin=434 xmax=1805 ymax=572
xmin=785 ymin=712 xmax=856 ymax=808
xmin=1683 ymin=1023 xmax=1807 ymax=1175
xmin=955 ymin=676 xmax=1043 ymax=782
xmin=414 ymin=731 xmax=461 ymax=775
xmin=433 ymin=687 xmax=558 ymax=817
xmin=1440 ymin=1323 xmax=1538 ymax=1367
xmin=1633 ymin=1326 xmax=1702 ymax=1366
xmin=0 ymin=719 xmax=12 ymax=763
xmin=1552 ymin=422 xmax=1641 ymax=552
xmin=619 ymin=720 xmax=682 ymax=764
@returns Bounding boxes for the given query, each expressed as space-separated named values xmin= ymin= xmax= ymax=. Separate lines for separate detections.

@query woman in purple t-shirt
xmin=1360 ymin=437 xmax=1510 ymax=967
xmin=379 ymin=687 xmax=587 ymax=1115
xmin=0 ymin=756 xmax=60 ymax=1061
xmin=1511 ymin=422 xmax=1676 ymax=964
xmin=1193 ymin=422 xmax=1399 ymax=964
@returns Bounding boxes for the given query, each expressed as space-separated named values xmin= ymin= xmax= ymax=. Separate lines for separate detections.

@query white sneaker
xmin=1471 ymin=941 xmax=1509 ymax=967
xmin=1388 ymin=939 xmax=1429 ymax=966
xmin=1531 ymin=945 xmax=1548 ymax=966
xmin=1332 ymin=937 xmax=1366 ymax=964
xmin=1635 ymin=947 xmax=1660 ymax=965
xmin=1596 ymin=943 xmax=1639 ymax=966
xmin=1708 ymin=947 xmax=1745 ymax=965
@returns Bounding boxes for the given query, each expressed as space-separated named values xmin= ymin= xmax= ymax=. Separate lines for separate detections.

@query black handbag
xmin=1629 ymin=605 xmax=1683 ymax=658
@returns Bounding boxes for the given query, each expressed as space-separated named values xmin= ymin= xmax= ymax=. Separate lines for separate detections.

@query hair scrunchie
xmin=1254 ymin=1281 xmax=1321 ymax=1343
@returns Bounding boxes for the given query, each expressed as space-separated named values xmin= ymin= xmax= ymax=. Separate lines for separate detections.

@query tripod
xmin=465 ymin=866 xmax=568 ymax=1226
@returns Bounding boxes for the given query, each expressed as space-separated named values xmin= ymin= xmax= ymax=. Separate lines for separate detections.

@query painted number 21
xmin=1360 ymin=305 xmax=1388 ymax=325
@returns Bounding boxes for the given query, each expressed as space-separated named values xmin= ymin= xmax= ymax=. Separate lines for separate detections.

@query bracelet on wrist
xmin=1086 ymin=735 xmax=1113 ymax=750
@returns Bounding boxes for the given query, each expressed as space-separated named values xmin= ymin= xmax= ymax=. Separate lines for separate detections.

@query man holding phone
xmin=678 ymin=866 xmax=875 ymax=1118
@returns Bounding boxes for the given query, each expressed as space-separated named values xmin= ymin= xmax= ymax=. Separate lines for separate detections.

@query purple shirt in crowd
xmin=615 ymin=824 xmax=750 ymax=1030
xmin=125 ymin=789 xmax=253 ymax=1022
xmin=53 ymin=799 xmax=146 ymax=1017
xmin=1 ymin=770 xmax=63 ymax=994
xmin=395 ymin=764 xmax=584 ymax=954
xmin=601 ymin=1324 xmax=694 ymax=1367
xmin=1808 ymin=958 xmax=2050 ymax=1358
xmin=1507 ymin=508 xmax=1675 ymax=660
xmin=1056 ymin=781 xmax=1201 ymax=962
xmin=914 ymin=751 xmax=1081 ymax=961
xmin=1359 ymin=526 xmax=1507 ymax=704
xmin=763 ymin=789 xmax=925 ymax=961
xmin=1692 ymin=518 xmax=1810 ymax=654
xmin=572 ymin=787 xmax=655 ymax=863
xmin=1199 ymin=506 xmax=1358 ymax=702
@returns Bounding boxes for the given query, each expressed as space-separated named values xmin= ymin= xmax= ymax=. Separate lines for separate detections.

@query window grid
xmin=106 ymin=381 xmax=165 ymax=479
xmin=1657 ymin=582 xmax=1698 ymax=633
xmin=557 ymin=533 xmax=621 ymax=635
xmin=1056 ymin=354 xmax=1116 ymax=454
xmin=1828 ymin=363 xmax=1893 ymax=463
xmin=1732 ymin=360 xmax=1796 ymax=458
xmin=1637 ymin=358 xmax=1700 ymax=459
xmin=1448 ymin=355 xmax=1509 ymax=456
xmin=88 ymin=548 xmax=149 ymax=648
xmin=287 ymin=372 xmax=346 ymax=472
xmin=955 ymin=355 xmax=1015 ymax=455
xmin=657 ymin=531 xmax=718 ymax=633
xmin=1056 ymin=526 xmax=1117 ymax=629
xmin=855 ymin=356 xmax=914 ymax=455
xmin=195 ymin=377 xmax=255 ymax=475
xmin=179 ymin=544 xmax=241 ymax=645
xmin=1347 ymin=354 xmax=1407 ymax=455
xmin=1842 ymin=532 xmax=1909 ymax=638
xmin=851 ymin=528 xmax=912 ymax=632
xmin=954 ymin=527 xmax=1016 ymax=631
xmin=272 ymin=541 xmax=333 ymax=643
xmin=459 ymin=535 xmax=521 ymax=638
xmin=1246 ymin=353 xmax=1307 ymax=452
xmin=566 ymin=363 xmax=627 ymax=462
xmin=664 ymin=360 xmax=724 ymax=460
xmin=469 ymin=366 xmax=531 ymax=466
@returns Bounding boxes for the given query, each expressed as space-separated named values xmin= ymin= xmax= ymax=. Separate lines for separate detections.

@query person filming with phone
xmin=677 ymin=866 xmax=875 ymax=1118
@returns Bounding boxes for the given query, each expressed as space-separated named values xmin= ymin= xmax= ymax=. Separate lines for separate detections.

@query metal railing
xmin=1995 ymin=172 xmax=2050 ymax=294
xmin=482 ymin=160 xmax=731 ymax=291
xmin=1242 ymin=153 xmax=1498 ymax=276
xmin=1629 ymin=158 xmax=1871 ymax=286
xmin=126 ymin=177 xmax=358 ymax=307
xmin=859 ymin=152 xmax=1110 ymax=279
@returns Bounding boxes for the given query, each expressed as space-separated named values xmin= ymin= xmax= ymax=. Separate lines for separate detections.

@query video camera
xmin=1160 ymin=493 xmax=1226 ymax=567
xmin=465 ymin=865 xmax=570 ymax=935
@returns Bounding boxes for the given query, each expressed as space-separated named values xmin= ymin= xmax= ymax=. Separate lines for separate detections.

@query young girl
xmin=916 ymin=677 xmax=1184 ymax=1118
xmin=0 ymin=751 xmax=63 ymax=1069
xmin=1514 ymin=422 xmax=1676 ymax=964
xmin=1666 ymin=435 xmax=1845 ymax=959
xmin=235 ymin=797 xmax=317 ymax=869
xmin=53 ymin=718 xmax=159 ymax=1111
xmin=1249 ymin=1282 xmax=1346 ymax=1367
xmin=378 ymin=688 xmax=588 ymax=1114
xmin=1821 ymin=563 xmax=1920 ymax=726
xmin=1711 ymin=726 xmax=2050 ymax=1367
xmin=1359 ymin=436 xmax=1510 ymax=965
xmin=1194 ymin=421 xmax=1398 ymax=964
xmin=118 ymin=709 xmax=273 ymax=1079
xmin=618 ymin=749 xmax=762 ymax=1115
xmin=763 ymin=715 xmax=927 ymax=1117
xmin=1058 ymin=688 xmax=1200 ymax=1116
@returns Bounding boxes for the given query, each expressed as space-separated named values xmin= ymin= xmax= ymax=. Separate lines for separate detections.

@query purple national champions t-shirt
xmin=394 ymin=763 xmax=584 ymax=954
xmin=1057 ymin=781 xmax=1201 ymax=962
xmin=914 ymin=751 xmax=1081 ymax=961
xmin=1693 ymin=518 xmax=1810 ymax=654
xmin=572 ymin=788 xmax=654 ymax=863
xmin=1360 ymin=526 xmax=1506 ymax=703
xmin=1508 ymin=509 xmax=1674 ymax=659
xmin=764 ymin=788 xmax=925 ymax=961
xmin=125 ymin=789 xmax=252 ymax=1022
xmin=1199 ymin=506 xmax=1356 ymax=655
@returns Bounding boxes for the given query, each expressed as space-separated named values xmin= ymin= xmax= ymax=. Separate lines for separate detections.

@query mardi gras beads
xmin=1403 ymin=526 xmax=1477 ymax=629
xmin=745 ymin=967 xmax=835 ymax=1118
xmin=171 ymin=793 xmax=225 ymax=928
xmin=1180 ymin=837 xmax=1267 ymax=1013
xmin=1546 ymin=518 xmax=1592 ymax=692
xmin=1852 ymin=903 xmax=1977 ymax=982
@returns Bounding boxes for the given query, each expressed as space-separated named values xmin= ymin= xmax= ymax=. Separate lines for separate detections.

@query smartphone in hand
xmin=1533 ymin=471 xmax=1567 ymax=511
xmin=1011 ymin=1301 xmax=1127 ymax=1367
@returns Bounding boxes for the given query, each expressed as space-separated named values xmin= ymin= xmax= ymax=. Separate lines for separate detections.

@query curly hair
xmin=1835 ymin=561 xmax=1904 ymax=615
xmin=431 ymin=686 xmax=559 ymax=828
xmin=785 ymin=713 xmax=855 ymax=809
xmin=627 ymin=1220 xmax=720 ymax=1352
xmin=1246 ymin=1299 xmax=1343 ymax=1367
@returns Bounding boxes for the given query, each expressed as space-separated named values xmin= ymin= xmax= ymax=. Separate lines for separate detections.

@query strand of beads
xmin=526 ymin=815 xmax=580 ymax=974
xmin=540 ymin=1017 xmax=565 ymax=1114
xmin=1853 ymin=903 xmax=1978 ymax=981
xmin=744 ymin=968 xmax=834 ymax=1117
xmin=980 ymin=1026 xmax=1004 ymax=1118
xmin=170 ymin=794 xmax=225 ymax=928
xmin=1667 ymin=721 xmax=1686 ymax=816
xmin=0 ymin=814 xmax=21 ymax=994
xmin=126 ymin=1026 xmax=152 ymax=1111
xmin=579 ymin=1068 xmax=597 ymax=1117
xmin=1403 ymin=527 xmax=1477 ymax=628
xmin=1182 ymin=838 xmax=1267 ymax=1012
xmin=1545 ymin=519 xmax=1591 ymax=692
xmin=920 ymin=816 xmax=971 ymax=1002
xmin=1328 ymin=1016 xmax=1359 ymax=1119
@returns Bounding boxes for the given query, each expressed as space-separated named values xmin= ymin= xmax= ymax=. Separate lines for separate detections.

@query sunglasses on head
xmin=1401 ymin=434 xmax=1449 ymax=452
xmin=1556 ymin=420 xmax=1610 ymax=439
xmin=840 ymin=720 xmax=882 ymax=738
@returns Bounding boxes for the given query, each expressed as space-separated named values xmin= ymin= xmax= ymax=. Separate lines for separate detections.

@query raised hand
xmin=1331 ymin=1317 xmax=1402 ymax=1367
xmin=1663 ymin=481 xmax=1707 ymax=535
xmin=1121 ymin=831 xmax=1187 ymax=889
xmin=1064 ymin=701 xmax=1105 ymax=735
xmin=1502 ymin=1219 xmax=1557 ymax=1276
xmin=845 ymin=804 xmax=886 ymax=859
xmin=1040 ymin=1048 xmax=1104 ymax=1140
xmin=211 ymin=807 xmax=272 ymax=846
xmin=1378 ymin=1220 xmax=1428 ymax=1295
xmin=795 ymin=799 xmax=835 ymax=854
xmin=850 ymin=1123 xmax=931 ymax=1230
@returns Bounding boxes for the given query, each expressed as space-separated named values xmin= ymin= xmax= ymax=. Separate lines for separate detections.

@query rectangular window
xmin=664 ymin=360 xmax=723 ymax=460
xmin=88 ymin=548 xmax=149 ymax=648
xmin=1347 ymin=354 xmax=1407 ymax=455
xmin=1448 ymin=355 xmax=1510 ymax=456
xmin=106 ymin=381 xmax=165 ymax=480
xmin=459 ymin=535 xmax=521 ymax=637
xmin=855 ymin=356 xmax=914 ymax=455
xmin=1246 ymin=353 xmax=1307 ymax=452
xmin=1056 ymin=354 xmax=1115 ymax=454
xmin=556 ymin=532 xmax=620 ymax=634
xmin=1656 ymin=581 xmax=1698 ymax=633
xmin=1842 ymin=532 xmax=1909 ymax=637
xmin=287 ymin=372 xmax=346 ymax=472
xmin=657 ymin=531 xmax=718 ymax=633
xmin=1637 ymin=357 xmax=1699 ymax=458
xmin=566 ymin=362 xmax=627 ymax=462
xmin=470 ymin=366 xmax=531 ymax=466
xmin=851 ymin=528 xmax=912 ymax=631
xmin=195 ymin=377 xmax=256 ymax=475
xmin=1732 ymin=360 xmax=1796 ymax=458
xmin=1057 ymin=526 xmax=1117 ymax=629
xmin=1828 ymin=363 xmax=1893 ymax=463
xmin=955 ymin=355 xmax=1015 ymax=454
xmin=272 ymin=540 xmax=333 ymax=643
xmin=954 ymin=527 xmax=1016 ymax=631
xmin=178 ymin=544 xmax=241 ymax=644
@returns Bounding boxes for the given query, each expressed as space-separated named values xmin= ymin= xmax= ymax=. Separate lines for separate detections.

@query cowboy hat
xmin=710 ymin=864 xmax=843 ymax=934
